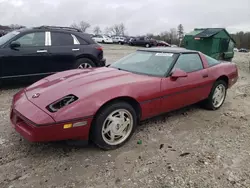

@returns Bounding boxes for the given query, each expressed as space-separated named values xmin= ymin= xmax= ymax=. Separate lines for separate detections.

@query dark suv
xmin=128 ymin=36 xmax=157 ymax=48
xmin=0 ymin=26 xmax=106 ymax=82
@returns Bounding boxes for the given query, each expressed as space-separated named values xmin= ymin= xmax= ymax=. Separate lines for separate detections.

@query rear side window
xmin=51 ymin=32 xmax=74 ymax=46
xmin=174 ymin=53 xmax=203 ymax=73
xmin=204 ymin=54 xmax=220 ymax=67
xmin=77 ymin=33 xmax=95 ymax=44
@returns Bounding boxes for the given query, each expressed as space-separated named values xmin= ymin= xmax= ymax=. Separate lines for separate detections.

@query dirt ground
xmin=1 ymin=44 xmax=250 ymax=188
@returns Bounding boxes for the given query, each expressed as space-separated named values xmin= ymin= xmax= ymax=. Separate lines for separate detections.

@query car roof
xmin=15 ymin=26 xmax=84 ymax=35
xmin=137 ymin=47 xmax=198 ymax=54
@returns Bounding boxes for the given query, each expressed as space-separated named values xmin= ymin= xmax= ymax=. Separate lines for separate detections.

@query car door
xmin=137 ymin=37 xmax=145 ymax=46
xmin=1 ymin=31 xmax=50 ymax=78
xmin=48 ymin=31 xmax=76 ymax=72
xmin=160 ymin=53 xmax=210 ymax=113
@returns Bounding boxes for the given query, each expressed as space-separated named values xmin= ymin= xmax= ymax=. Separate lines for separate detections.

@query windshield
xmin=110 ymin=51 xmax=178 ymax=77
xmin=0 ymin=31 xmax=20 ymax=46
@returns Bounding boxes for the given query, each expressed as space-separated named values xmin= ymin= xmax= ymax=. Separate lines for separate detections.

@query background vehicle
xmin=239 ymin=48 xmax=249 ymax=53
xmin=171 ymin=44 xmax=178 ymax=47
xmin=233 ymin=48 xmax=239 ymax=52
xmin=128 ymin=36 xmax=157 ymax=48
xmin=92 ymin=35 xmax=113 ymax=43
xmin=0 ymin=26 xmax=106 ymax=82
xmin=156 ymin=40 xmax=171 ymax=47
xmin=112 ymin=36 xmax=126 ymax=44
xmin=11 ymin=47 xmax=238 ymax=150
xmin=0 ymin=30 xmax=7 ymax=37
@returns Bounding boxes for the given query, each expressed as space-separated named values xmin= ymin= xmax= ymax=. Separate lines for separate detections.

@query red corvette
xmin=10 ymin=47 xmax=238 ymax=150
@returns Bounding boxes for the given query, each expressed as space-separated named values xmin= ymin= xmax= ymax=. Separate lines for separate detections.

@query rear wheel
xmin=74 ymin=58 xmax=96 ymax=69
xmin=203 ymin=80 xmax=227 ymax=110
xmin=145 ymin=43 xmax=150 ymax=48
xmin=91 ymin=102 xmax=137 ymax=150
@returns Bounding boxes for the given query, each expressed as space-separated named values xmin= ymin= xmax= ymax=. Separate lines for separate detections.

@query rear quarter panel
xmin=200 ymin=53 xmax=238 ymax=88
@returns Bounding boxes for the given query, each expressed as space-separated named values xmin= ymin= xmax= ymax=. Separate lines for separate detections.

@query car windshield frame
xmin=0 ymin=30 xmax=20 ymax=46
xmin=110 ymin=50 xmax=179 ymax=77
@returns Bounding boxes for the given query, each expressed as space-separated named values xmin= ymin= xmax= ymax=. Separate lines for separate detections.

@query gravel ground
xmin=1 ymin=44 xmax=250 ymax=188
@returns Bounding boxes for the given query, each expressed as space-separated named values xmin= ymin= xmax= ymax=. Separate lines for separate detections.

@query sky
xmin=0 ymin=0 xmax=249 ymax=35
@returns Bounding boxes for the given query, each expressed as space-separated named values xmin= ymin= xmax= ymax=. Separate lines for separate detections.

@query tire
xmin=74 ymin=58 xmax=96 ymax=69
xmin=91 ymin=101 xmax=137 ymax=150
xmin=145 ymin=43 xmax=150 ymax=48
xmin=102 ymin=40 xmax=105 ymax=43
xmin=202 ymin=80 xmax=227 ymax=110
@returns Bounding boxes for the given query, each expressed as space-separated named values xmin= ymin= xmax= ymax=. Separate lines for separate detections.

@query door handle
xmin=202 ymin=74 xmax=208 ymax=78
xmin=37 ymin=50 xmax=47 ymax=53
xmin=72 ymin=48 xmax=80 ymax=51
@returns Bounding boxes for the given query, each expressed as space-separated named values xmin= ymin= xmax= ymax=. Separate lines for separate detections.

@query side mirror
xmin=10 ymin=41 xmax=21 ymax=49
xmin=170 ymin=68 xmax=188 ymax=79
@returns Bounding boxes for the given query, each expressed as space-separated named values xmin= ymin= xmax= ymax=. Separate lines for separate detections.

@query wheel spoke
xmin=119 ymin=119 xmax=130 ymax=133
xmin=119 ymin=111 xmax=125 ymax=122
xmin=103 ymin=122 xmax=113 ymax=134
xmin=110 ymin=131 xmax=115 ymax=142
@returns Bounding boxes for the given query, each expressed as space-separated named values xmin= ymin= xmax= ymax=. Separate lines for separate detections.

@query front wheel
xmin=145 ymin=43 xmax=150 ymax=48
xmin=91 ymin=102 xmax=137 ymax=150
xmin=203 ymin=80 xmax=227 ymax=110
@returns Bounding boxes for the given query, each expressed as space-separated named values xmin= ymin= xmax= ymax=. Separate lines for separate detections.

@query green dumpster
xmin=182 ymin=28 xmax=235 ymax=61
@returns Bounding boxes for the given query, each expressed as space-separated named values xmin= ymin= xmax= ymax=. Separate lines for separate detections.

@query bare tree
xmin=170 ymin=28 xmax=178 ymax=44
xmin=118 ymin=23 xmax=125 ymax=36
xmin=79 ymin=21 xmax=90 ymax=32
xmin=70 ymin=23 xmax=80 ymax=30
xmin=93 ymin=26 xmax=101 ymax=35
xmin=9 ymin=24 xmax=25 ymax=30
xmin=109 ymin=23 xmax=126 ymax=36
xmin=70 ymin=21 xmax=91 ymax=32
xmin=104 ymin=27 xmax=112 ymax=36
xmin=177 ymin=24 xmax=184 ymax=39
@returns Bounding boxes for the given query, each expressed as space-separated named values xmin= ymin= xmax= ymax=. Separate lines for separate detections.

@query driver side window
xmin=174 ymin=53 xmax=203 ymax=73
xmin=15 ymin=32 xmax=45 ymax=47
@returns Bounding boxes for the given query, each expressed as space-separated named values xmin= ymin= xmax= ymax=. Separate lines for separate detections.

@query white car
xmin=171 ymin=44 xmax=178 ymax=47
xmin=92 ymin=35 xmax=113 ymax=44
xmin=112 ymin=36 xmax=126 ymax=44
xmin=234 ymin=48 xmax=239 ymax=52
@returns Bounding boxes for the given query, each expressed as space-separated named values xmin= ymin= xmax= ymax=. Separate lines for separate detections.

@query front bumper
xmin=10 ymin=92 xmax=93 ymax=142
xmin=99 ymin=58 xmax=106 ymax=66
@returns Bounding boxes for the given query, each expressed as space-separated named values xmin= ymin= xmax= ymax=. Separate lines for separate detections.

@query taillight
xmin=96 ymin=46 xmax=103 ymax=51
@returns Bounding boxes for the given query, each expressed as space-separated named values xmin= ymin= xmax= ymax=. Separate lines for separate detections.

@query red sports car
xmin=10 ymin=47 xmax=238 ymax=150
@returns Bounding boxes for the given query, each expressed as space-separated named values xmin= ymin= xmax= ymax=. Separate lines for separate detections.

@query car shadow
xmin=0 ymin=80 xmax=33 ymax=90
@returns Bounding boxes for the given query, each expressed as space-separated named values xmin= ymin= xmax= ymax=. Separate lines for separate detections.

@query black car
xmin=238 ymin=48 xmax=249 ymax=53
xmin=128 ymin=36 xmax=157 ymax=48
xmin=0 ymin=26 xmax=105 ymax=82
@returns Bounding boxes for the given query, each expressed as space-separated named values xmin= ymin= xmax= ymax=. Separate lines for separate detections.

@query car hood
xmin=24 ymin=67 xmax=154 ymax=112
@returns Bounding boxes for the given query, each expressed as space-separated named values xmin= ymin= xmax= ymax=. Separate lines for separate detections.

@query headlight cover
xmin=46 ymin=94 xmax=78 ymax=113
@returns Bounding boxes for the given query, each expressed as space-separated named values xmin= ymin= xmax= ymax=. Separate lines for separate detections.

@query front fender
xmin=52 ymin=79 xmax=161 ymax=122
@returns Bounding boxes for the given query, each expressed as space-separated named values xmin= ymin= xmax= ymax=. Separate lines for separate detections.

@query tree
xmin=104 ymin=27 xmax=112 ymax=36
xmin=70 ymin=21 xmax=90 ymax=32
xmin=231 ymin=31 xmax=250 ymax=49
xmin=93 ymin=26 xmax=101 ymax=35
xmin=9 ymin=24 xmax=25 ymax=30
xmin=108 ymin=23 xmax=126 ymax=36
xmin=177 ymin=24 xmax=184 ymax=40
xmin=170 ymin=28 xmax=178 ymax=44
